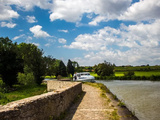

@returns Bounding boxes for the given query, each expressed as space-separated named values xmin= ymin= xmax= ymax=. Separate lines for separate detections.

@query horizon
xmin=1 ymin=0 xmax=160 ymax=66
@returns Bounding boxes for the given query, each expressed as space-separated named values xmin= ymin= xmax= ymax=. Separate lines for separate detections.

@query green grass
xmin=115 ymin=71 xmax=160 ymax=77
xmin=90 ymin=72 xmax=98 ymax=77
xmin=134 ymin=71 xmax=160 ymax=76
xmin=91 ymin=71 xmax=160 ymax=77
xmin=0 ymin=84 xmax=47 ymax=105
xmin=114 ymin=72 xmax=124 ymax=76
xmin=45 ymin=75 xmax=56 ymax=79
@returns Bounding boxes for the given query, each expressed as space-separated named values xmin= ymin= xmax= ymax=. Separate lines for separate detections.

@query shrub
xmin=17 ymin=72 xmax=35 ymax=85
xmin=0 ymin=92 xmax=9 ymax=105
xmin=0 ymin=80 xmax=5 ymax=92
xmin=57 ymin=75 xmax=62 ymax=80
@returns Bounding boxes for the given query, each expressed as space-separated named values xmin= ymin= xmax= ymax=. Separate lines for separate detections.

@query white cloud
xmin=58 ymin=29 xmax=69 ymax=33
xmin=32 ymin=42 xmax=40 ymax=47
xmin=64 ymin=27 xmax=121 ymax=51
xmin=2 ymin=0 xmax=52 ymax=11
xmin=29 ymin=25 xmax=50 ymax=38
xmin=0 ymin=22 xmax=16 ymax=28
xmin=89 ymin=16 xmax=107 ymax=26
xmin=119 ymin=0 xmax=160 ymax=21
xmin=50 ymin=0 xmax=131 ymax=23
xmin=0 ymin=4 xmax=19 ymax=21
xmin=0 ymin=0 xmax=52 ymax=21
xmin=65 ymin=20 xmax=160 ymax=66
xmin=25 ymin=36 xmax=33 ymax=43
xmin=58 ymin=38 xmax=67 ymax=44
xmin=13 ymin=34 xmax=25 ymax=40
xmin=26 ymin=16 xmax=37 ymax=23
xmin=45 ymin=43 xmax=51 ymax=47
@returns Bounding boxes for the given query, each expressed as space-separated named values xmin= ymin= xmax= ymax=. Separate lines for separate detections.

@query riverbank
xmin=64 ymin=83 xmax=138 ymax=120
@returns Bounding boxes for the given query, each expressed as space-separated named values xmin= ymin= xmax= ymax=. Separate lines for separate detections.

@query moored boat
xmin=73 ymin=72 xmax=95 ymax=82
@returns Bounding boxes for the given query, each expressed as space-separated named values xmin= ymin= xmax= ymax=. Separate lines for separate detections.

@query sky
xmin=0 ymin=0 xmax=160 ymax=66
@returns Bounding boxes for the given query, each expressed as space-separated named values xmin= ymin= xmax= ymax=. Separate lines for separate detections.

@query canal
xmin=96 ymin=80 xmax=160 ymax=120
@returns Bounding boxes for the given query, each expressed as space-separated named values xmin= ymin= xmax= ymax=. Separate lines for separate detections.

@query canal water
xmin=96 ymin=80 xmax=160 ymax=120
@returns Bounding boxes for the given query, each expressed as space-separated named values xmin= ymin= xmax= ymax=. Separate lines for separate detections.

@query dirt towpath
xmin=64 ymin=84 xmax=115 ymax=120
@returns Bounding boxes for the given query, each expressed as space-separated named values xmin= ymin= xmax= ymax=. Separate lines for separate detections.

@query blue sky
xmin=0 ymin=0 xmax=160 ymax=66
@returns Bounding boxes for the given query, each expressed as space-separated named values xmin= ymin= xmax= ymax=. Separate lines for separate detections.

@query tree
xmin=67 ymin=59 xmax=75 ymax=76
xmin=0 ymin=37 xmax=23 ymax=87
xmin=94 ymin=61 xmax=114 ymax=76
xmin=18 ymin=43 xmax=45 ymax=85
xmin=58 ymin=60 xmax=67 ymax=77
xmin=43 ymin=56 xmax=56 ymax=76
xmin=72 ymin=61 xmax=80 ymax=72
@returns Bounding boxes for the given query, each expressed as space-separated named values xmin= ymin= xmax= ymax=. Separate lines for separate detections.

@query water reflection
xmin=96 ymin=80 xmax=160 ymax=120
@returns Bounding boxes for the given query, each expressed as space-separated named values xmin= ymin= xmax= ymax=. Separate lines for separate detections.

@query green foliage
xmin=17 ymin=65 xmax=35 ymax=85
xmin=0 ymin=80 xmax=6 ymax=92
xmin=0 ymin=37 xmax=23 ymax=87
xmin=43 ymin=56 xmax=56 ymax=76
xmin=0 ymin=92 xmax=9 ymax=105
xmin=67 ymin=59 xmax=75 ymax=76
xmin=17 ymin=72 xmax=35 ymax=85
xmin=58 ymin=60 xmax=67 ymax=77
xmin=0 ymin=84 xmax=47 ymax=105
xmin=45 ymin=76 xmax=56 ymax=79
xmin=18 ymin=43 xmax=45 ymax=85
xmin=94 ymin=61 xmax=114 ymax=77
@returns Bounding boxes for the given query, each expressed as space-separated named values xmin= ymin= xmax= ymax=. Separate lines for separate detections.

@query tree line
xmin=0 ymin=37 xmax=77 ymax=88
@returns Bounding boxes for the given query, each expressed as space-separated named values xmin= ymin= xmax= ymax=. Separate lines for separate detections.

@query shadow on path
xmin=64 ymin=91 xmax=86 ymax=120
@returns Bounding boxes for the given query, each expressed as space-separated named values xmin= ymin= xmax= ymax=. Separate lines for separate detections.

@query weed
xmin=118 ymin=100 xmax=126 ymax=107
xmin=109 ymin=110 xmax=120 ymax=120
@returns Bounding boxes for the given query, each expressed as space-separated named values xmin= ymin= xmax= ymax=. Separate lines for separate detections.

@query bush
xmin=17 ymin=72 xmax=35 ymax=85
xmin=0 ymin=80 xmax=5 ymax=92
xmin=57 ymin=75 xmax=62 ymax=80
xmin=0 ymin=92 xmax=9 ymax=104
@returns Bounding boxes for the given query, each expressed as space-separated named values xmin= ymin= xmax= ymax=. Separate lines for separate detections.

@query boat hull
xmin=74 ymin=79 xmax=95 ymax=83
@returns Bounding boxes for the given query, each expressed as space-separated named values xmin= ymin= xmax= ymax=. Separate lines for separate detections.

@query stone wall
xmin=47 ymin=80 xmax=77 ymax=91
xmin=0 ymin=81 xmax=82 ymax=120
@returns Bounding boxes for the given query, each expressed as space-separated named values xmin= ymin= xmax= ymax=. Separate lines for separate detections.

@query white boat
xmin=73 ymin=72 xmax=95 ymax=82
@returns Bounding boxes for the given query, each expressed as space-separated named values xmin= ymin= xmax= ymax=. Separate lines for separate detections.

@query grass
xmin=90 ymin=72 xmax=98 ymax=77
xmin=0 ymin=84 xmax=47 ymax=105
xmin=118 ymin=100 xmax=126 ymax=107
xmin=109 ymin=110 xmax=120 ymax=120
xmin=90 ymin=71 xmax=160 ymax=77
xmin=115 ymin=71 xmax=160 ymax=77
xmin=84 ymin=82 xmax=107 ymax=94
xmin=114 ymin=72 xmax=125 ymax=77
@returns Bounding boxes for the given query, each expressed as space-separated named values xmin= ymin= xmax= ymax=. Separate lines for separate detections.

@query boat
xmin=73 ymin=72 xmax=95 ymax=82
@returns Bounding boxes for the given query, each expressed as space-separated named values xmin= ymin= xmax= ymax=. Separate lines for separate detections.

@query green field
xmin=91 ymin=71 xmax=160 ymax=77
xmin=90 ymin=72 xmax=98 ymax=77
xmin=115 ymin=71 xmax=160 ymax=77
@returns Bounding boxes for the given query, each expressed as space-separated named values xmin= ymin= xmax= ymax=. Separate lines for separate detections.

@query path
xmin=64 ymin=84 xmax=114 ymax=120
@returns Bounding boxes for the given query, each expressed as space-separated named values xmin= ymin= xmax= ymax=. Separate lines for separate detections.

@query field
xmin=90 ymin=71 xmax=160 ymax=77
xmin=115 ymin=71 xmax=160 ymax=77
xmin=90 ymin=72 xmax=98 ymax=77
